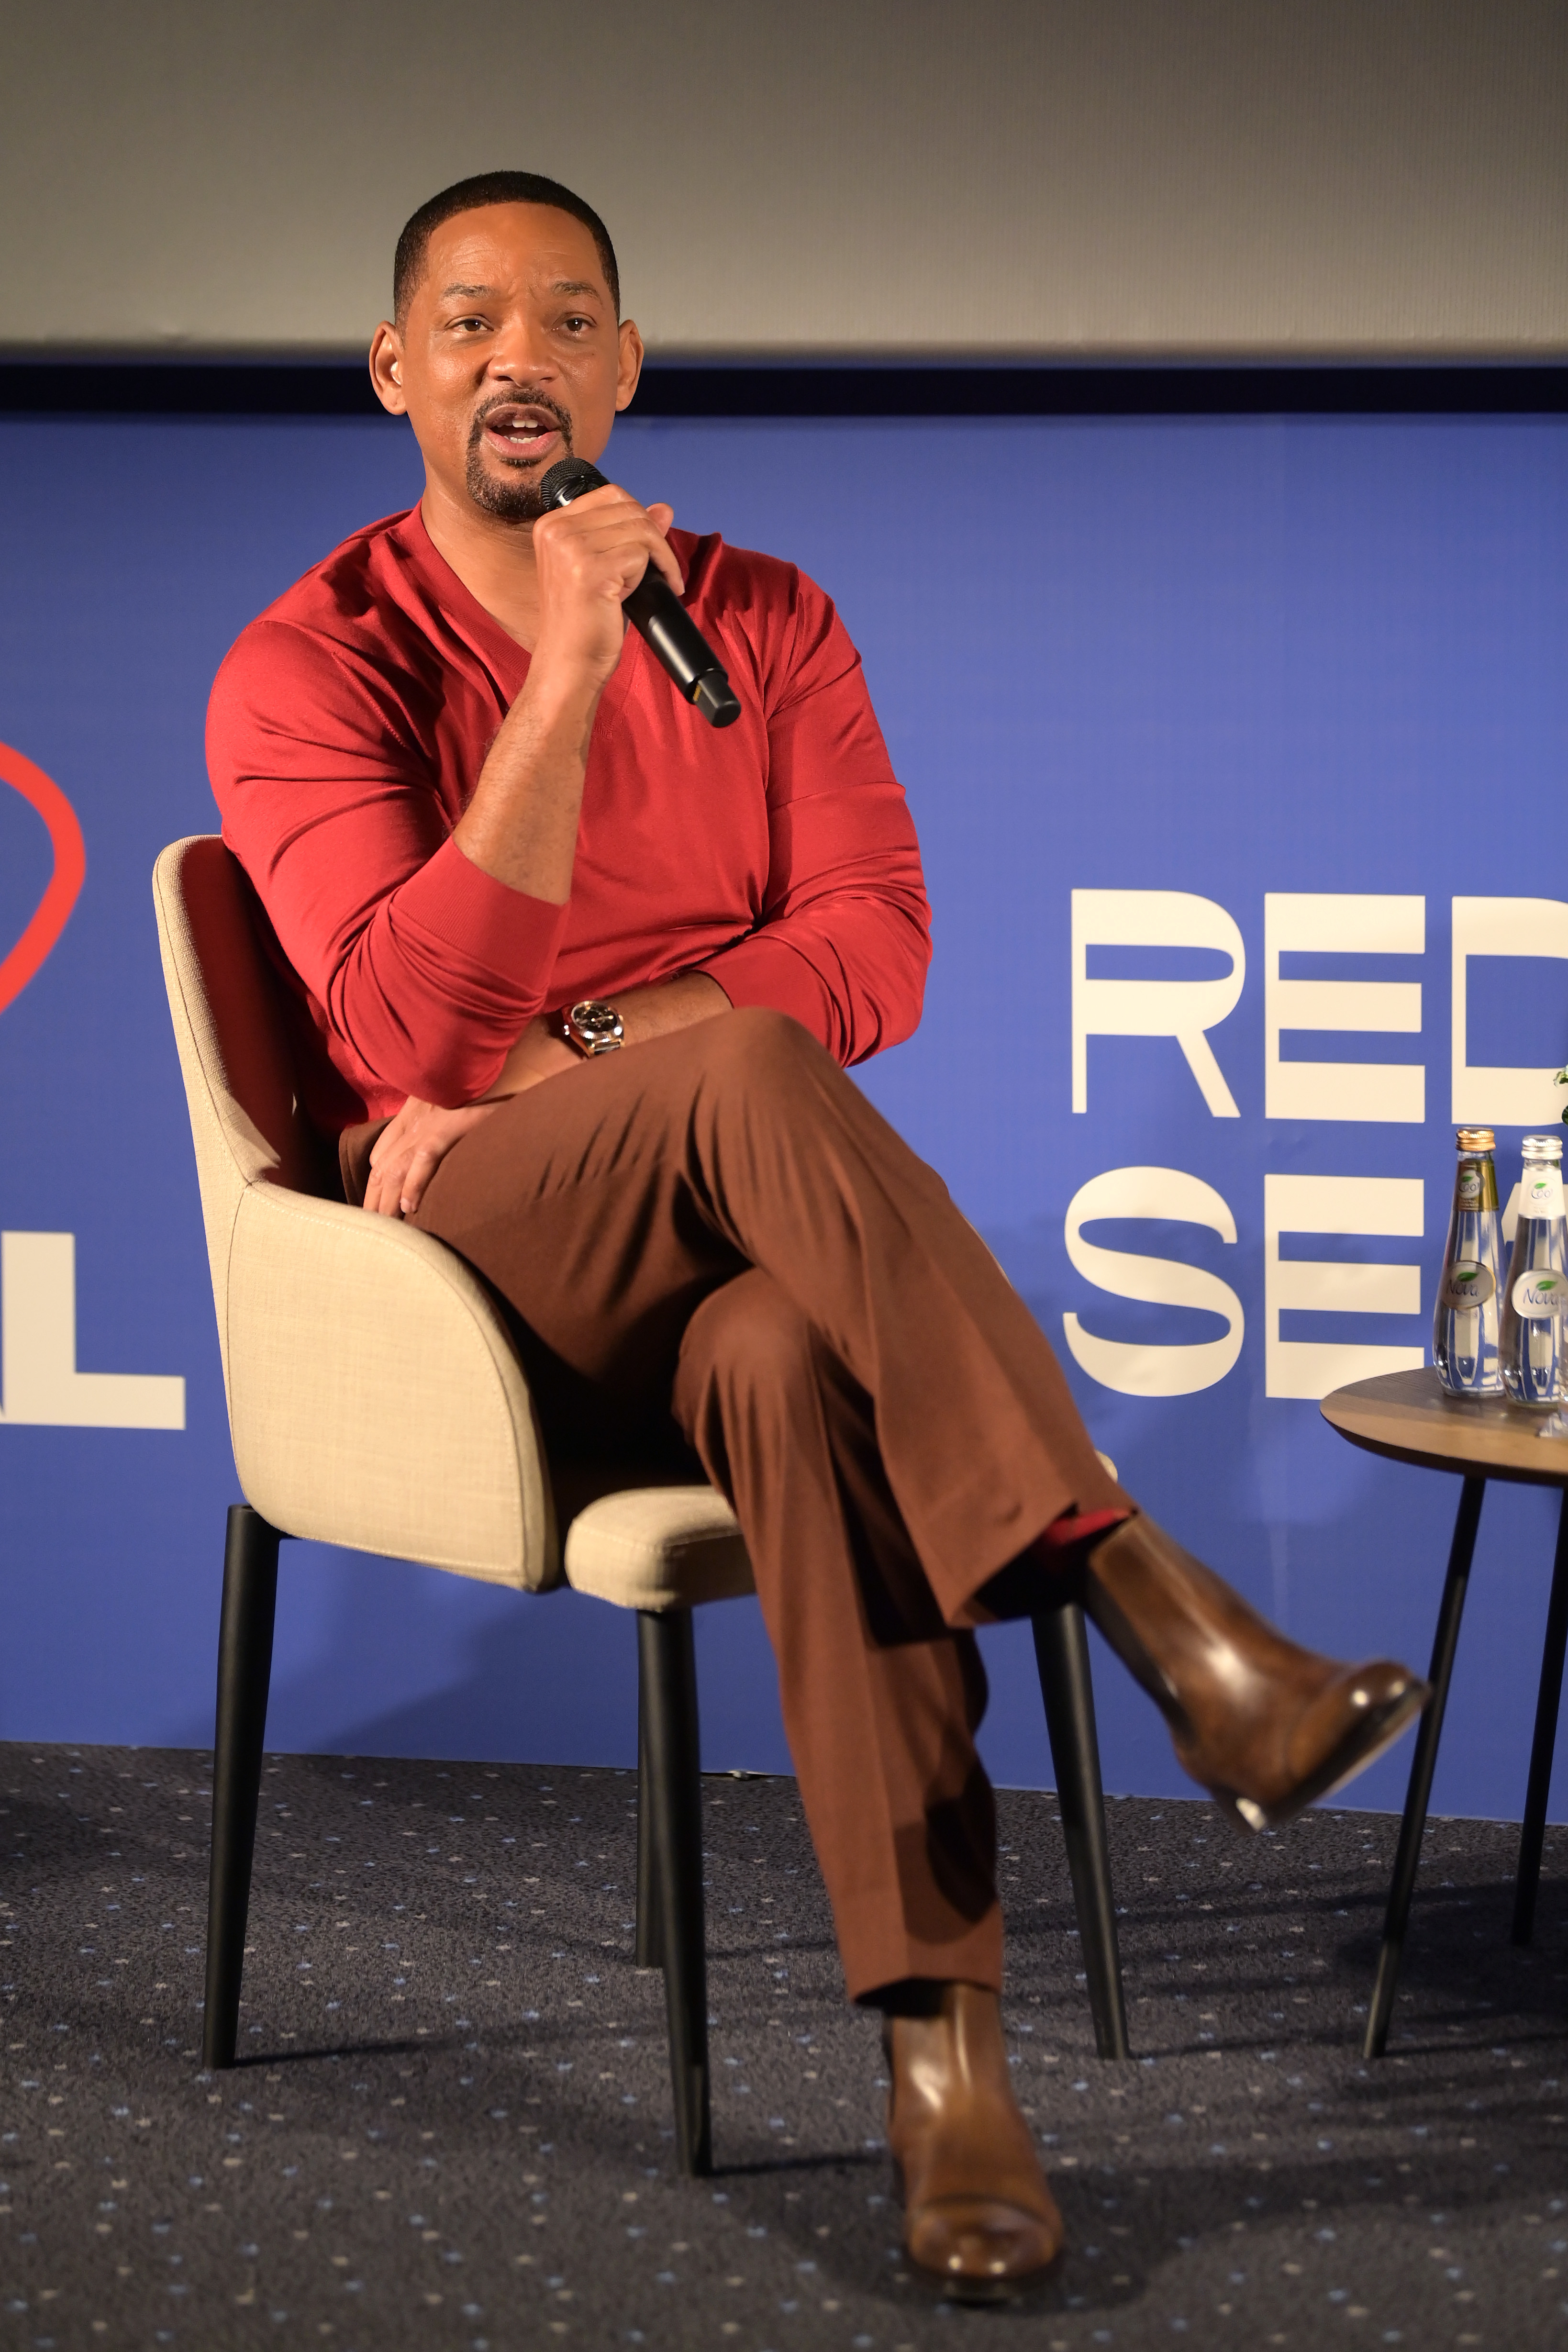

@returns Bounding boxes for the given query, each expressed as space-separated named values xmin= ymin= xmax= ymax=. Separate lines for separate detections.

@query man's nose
xmin=487 ymin=312 xmax=555 ymax=382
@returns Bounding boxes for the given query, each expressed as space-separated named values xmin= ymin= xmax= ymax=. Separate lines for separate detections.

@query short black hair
xmin=393 ymin=172 xmax=620 ymax=324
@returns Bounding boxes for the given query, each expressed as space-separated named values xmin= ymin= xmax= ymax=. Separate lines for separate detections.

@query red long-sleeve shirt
xmin=206 ymin=505 xmax=930 ymax=1134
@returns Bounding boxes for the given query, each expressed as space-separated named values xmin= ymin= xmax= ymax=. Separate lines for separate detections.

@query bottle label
xmin=1439 ymin=1262 xmax=1495 ymax=1310
xmin=1518 ymin=1165 xmax=1565 ymax=1222
xmin=1511 ymin=1269 xmax=1568 ymax=1320
xmin=1455 ymin=1159 xmax=1498 ymax=1211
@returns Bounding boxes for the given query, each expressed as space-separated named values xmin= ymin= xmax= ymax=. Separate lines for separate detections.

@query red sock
xmin=1038 ymin=1506 xmax=1131 ymax=1553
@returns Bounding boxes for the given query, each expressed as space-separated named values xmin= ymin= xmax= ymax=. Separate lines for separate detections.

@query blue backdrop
xmin=1 ymin=407 xmax=1566 ymax=1826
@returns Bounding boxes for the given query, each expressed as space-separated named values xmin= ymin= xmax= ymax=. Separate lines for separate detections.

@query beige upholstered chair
xmin=153 ymin=834 xmax=753 ymax=2174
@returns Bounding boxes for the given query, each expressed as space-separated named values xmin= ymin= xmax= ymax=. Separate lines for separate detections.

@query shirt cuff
xmin=694 ymin=931 xmax=837 ymax=1052
xmin=395 ymin=834 xmax=570 ymax=990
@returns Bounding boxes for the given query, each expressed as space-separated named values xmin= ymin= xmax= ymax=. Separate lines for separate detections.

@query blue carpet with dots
xmin=1 ymin=1744 xmax=1565 ymax=2350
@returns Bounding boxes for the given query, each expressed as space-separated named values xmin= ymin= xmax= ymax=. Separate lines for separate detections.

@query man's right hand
xmin=529 ymin=482 xmax=679 ymax=696
xmin=449 ymin=481 xmax=679 ymax=906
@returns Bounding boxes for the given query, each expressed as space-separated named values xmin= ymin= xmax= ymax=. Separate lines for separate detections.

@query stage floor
xmin=1 ymin=1744 xmax=1564 ymax=2348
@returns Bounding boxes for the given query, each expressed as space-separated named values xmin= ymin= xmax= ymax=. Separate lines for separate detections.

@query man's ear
xmin=368 ymin=323 xmax=408 ymax=417
xmin=614 ymin=318 xmax=645 ymax=415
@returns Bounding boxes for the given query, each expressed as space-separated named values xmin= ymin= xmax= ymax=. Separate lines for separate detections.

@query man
xmin=208 ymin=171 xmax=1427 ymax=2295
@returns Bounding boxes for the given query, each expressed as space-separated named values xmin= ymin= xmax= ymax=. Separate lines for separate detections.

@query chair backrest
xmin=153 ymin=835 xmax=333 ymax=1375
xmin=156 ymin=835 xmax=565 ymax=1585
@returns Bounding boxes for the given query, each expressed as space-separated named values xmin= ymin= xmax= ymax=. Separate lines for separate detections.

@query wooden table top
xmin=1321 ymin=1366 xmax=1568 ymax=1488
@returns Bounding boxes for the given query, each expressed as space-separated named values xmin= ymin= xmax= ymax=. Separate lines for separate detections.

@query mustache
xmin=468 ymin=389 xmax=575 ymax=456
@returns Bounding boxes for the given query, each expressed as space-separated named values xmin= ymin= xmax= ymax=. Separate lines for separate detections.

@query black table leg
xmin=1364 ymin=1474 xmax=1485 ymax=2060
xmin=1033 ymin=1599 xmax=1130 ymax=2060
xmin=1512 ymin=1486 xmax=1568 ymax=1945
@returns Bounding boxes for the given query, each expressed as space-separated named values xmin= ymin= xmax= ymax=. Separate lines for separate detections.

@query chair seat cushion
xmin=564 ymin=1487 xmax=755 ymax=1610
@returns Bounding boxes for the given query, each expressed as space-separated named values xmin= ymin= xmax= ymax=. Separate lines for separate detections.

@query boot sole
xmin=922 ymin=2266 xmax=1049 ymax=2307
xmin=1207 ymin=1681 xmax=1431 ymax=1833
xmin=892 ymin=2157 xmax=1065 ymax=2302
xmin=907 ymin=2241 xmax=1064 ymax=2306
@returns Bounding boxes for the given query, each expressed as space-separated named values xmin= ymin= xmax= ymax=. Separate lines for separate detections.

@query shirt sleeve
xmin=207 ymin=619 xmax=567 ymax=1106
xmin=693 ymin=573 xmax=932 ymax=1066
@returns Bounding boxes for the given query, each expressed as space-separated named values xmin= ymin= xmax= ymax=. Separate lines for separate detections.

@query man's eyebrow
xmin=436 ymin=279 xmax=601 ymax=302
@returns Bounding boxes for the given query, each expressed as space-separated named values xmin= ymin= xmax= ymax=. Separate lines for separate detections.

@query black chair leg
xmin=202 ymin=1505 xmax=281 ymax=2071
xmin=1032 ymin=1598 xmax=1130 ymax=2060
xmin=1365 ymin=1474 xmax=1485 ymax=2060
xmin=636 ymin=1609 xmax=712 ymax=2176
xmin=635 ymin=1641 xmax=665 ymax=1971
xmin=1512 ymin=1487 xmax=1568 ymax=1946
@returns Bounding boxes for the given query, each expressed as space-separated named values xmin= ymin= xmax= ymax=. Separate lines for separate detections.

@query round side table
xmin=1321 ymin=1365 xmax=1568 ymax=2058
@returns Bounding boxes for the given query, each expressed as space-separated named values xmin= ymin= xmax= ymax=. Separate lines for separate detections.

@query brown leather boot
xmin=885 ymin=1983 xmax=1063 ymax=2300
xmin=1084 ymin=1514 xmax=1429 ymax=1830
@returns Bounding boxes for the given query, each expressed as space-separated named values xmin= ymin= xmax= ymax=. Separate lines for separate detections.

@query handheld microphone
xmin=537 ymin=457 xmax=742 ymax=729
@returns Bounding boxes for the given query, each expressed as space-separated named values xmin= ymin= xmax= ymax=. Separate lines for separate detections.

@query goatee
xmin=466 ymin=393 xmax=575 ymax=522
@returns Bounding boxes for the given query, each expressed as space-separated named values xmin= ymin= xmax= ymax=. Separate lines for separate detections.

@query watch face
xmin=571 ymin=999 xmax=622 ymax=1044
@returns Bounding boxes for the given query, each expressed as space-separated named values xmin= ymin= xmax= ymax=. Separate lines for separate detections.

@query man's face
xmin=372 ymin=204 xmax=641 ymax=524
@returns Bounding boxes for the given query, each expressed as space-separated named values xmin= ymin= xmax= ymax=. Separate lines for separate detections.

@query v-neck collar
xmin=393 ymin=503 xmax=645 ymax=726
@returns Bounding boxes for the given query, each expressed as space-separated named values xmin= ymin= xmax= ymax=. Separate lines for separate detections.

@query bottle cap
xmin=1455 ymin=1128 xmax=1495 ymax=1150
xmin=1522 ymin=1133 xmax=1563 ymax=1159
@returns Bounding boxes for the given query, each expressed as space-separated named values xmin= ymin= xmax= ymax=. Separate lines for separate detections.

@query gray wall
xmin=4 ymin=0 xmax=1565 ymax=357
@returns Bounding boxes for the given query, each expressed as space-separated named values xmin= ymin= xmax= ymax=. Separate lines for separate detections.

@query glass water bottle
xmin=1434 ymin=1127 xmax=1504 ymax=1396
xmin=1500 ymin=1134 xmax=1568 ymax=1406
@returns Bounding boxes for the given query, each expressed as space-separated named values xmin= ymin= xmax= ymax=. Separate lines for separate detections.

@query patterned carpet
xmin=1 ymin=1742 xmax=1565 ymax=2350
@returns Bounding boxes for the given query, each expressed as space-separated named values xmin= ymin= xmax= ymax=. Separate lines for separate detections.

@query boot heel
xmin=1204 ymin=1679 xmax=1429 ymax=1833
xmin=1206 ymin=1786 xmax=1269 ymax=1833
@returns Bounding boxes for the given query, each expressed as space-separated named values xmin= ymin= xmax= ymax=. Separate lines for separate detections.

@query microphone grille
xmin=538 ymin=456 xmax=609 ymax=510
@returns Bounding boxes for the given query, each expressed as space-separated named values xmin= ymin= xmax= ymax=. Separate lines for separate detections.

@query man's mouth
xmin=478 ymin=402 xmax=567 ymax=463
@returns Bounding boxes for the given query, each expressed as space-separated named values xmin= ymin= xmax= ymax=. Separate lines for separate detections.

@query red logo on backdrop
xmin=0 ymin=739 xmax=86 ymax=1016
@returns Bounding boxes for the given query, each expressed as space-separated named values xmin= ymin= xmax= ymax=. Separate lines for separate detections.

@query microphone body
xmin=537 ymin=457 xmax=742 ymax=729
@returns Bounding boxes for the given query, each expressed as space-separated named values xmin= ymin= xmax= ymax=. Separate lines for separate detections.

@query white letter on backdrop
xmin=1071 ymin=890 xmax=1245 ymax=1117
xmin=1452 ymin=897 xmax=1568 ymax=1126
xmin=1264 ymin=894 xmax=1424 ymax=1122
xmin=1263 ymin=1175 xmax=1424 ymax=1401
xmin=1062 ymin=1166 xmax=1244 ymax=1397
xmin=0 ymin=1232 xmax=185 ymax=1429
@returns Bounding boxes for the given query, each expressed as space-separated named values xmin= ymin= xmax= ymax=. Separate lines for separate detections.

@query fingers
xmin=364 ymin=1148 xmax=429 ymax=1218
xmin=359 ymin=1099 xmax=498 ymax=1217
xmin=639 ymin=504 xmax=683 ymax=596
xmin=534 ymin=483 xmax=684 ymax=602
xmin=397 ymin=1146 xmax=445 ymax=1218
xmin=367 ymin=1097 xmax=427 ymax=1171
xmin=643 ymin=520 xmax=686 ymax=598
xmin=363 ymin=1162 xmax=402 ymax=1218
xmin=365 ymin=1099 xmax=422 ymax=1217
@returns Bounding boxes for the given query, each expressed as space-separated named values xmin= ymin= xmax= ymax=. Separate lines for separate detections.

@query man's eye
xmin=560 ymin=315 xmax=592 ymax=333
xmin=452 ymin=317 xmax=489 ymax=333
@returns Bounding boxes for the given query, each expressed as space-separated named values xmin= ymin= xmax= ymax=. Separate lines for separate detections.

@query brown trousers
xmin=402 ymin=1008 xmax=1122 ymax=1999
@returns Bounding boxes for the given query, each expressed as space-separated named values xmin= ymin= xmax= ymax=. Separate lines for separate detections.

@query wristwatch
xmin=562 ymin=998 xmax=625 ymax=1058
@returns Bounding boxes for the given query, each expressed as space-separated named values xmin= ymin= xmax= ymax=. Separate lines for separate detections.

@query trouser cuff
xmin=833 ymin=1902 xmax=1005 ymax=2007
